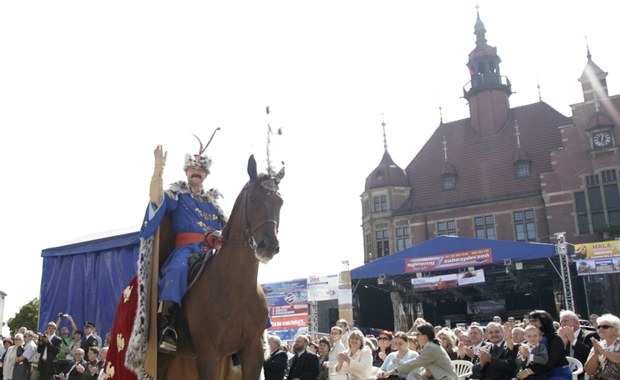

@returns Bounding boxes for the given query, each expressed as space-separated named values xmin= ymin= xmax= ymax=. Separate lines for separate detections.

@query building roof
xmin=398 ymin=101 xmax=571 ymax=214
xmin=365 ymin=151 xmax=409 ymax=190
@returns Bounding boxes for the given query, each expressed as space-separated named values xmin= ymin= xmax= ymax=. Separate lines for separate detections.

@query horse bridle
xmin=238 ymin=180 xmax=280 ymax=251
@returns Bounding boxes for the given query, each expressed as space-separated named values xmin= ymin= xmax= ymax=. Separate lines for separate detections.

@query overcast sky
xmin=0 ymin=1 xmax=618 ymax=334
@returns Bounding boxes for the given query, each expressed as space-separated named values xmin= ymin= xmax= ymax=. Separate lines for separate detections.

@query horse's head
xmin=232 ymin=155 xmax=284 ymax=263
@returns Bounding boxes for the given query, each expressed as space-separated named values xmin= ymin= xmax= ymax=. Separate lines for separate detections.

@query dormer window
xmin=442 ymin=173 xmax=456 ymax=191
xmin=515 ymin=160 xmax=530 ymax=178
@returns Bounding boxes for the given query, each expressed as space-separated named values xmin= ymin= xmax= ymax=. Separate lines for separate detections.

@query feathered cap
xmin=184 ymin=129 xmax=220 ymax=172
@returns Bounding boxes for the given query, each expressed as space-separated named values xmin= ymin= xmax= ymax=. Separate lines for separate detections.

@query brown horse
xmin=159 ymin=155 xmax=284 ymax=380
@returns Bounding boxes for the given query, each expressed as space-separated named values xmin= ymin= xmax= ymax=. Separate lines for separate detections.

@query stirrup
xmin=158 ymin=327 xmax=178 ymax=352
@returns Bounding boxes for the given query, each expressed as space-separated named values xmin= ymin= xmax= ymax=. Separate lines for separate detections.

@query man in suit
xmin=264 ymin=334 xmax=289 ymax=380
xmin=559 ymin=310 xmax=594 ymax=379
xmin=457 ymin=324 xmax=485 ymax=363
xmin=81 ymin=322 xmax=99 ymax=352
xmin=58 ymin=348 xmax=89 ymax=380
xmin=471 ymin=322 xmax=517 ymax=380
xmin=286 ymin=335 xmax=319 ymax=380
xmin=37 ymin=321 xmax=63 ymax=380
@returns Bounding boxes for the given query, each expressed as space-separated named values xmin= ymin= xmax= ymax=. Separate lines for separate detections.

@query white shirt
xmin=327 ymin=340 xmax=346 ymax=372
xmin=336 ymin=346 xmax=373 ymax=380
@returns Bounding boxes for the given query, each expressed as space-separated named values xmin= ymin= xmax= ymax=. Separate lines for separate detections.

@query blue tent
xmin=39 ymin=231 xmax=140 ymax=340
xmin=351 ymin=236 xmax=557 ymax=279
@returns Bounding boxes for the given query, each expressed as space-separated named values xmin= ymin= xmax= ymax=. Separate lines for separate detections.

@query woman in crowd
xmin=436 ymin=330 xmax=458 ymax=360
xmin=584 ymin=313 xmax=620 ymax=379
xmin=317 ymin=337 xmax=331 ymax=380
xmin=308 ymin=341 xmax=319 ymax=355
xmin=1 ymin=337 xmax=16 ymax=380
xmin=335 ymin=330 xmax=374 ymax=380
xmin=407 ymin=335 xmax=421 ymax=353
xmin=518 ymin=310 xmax=571 ymax=380
xmin=383 ymin=323 xmax=457 ymax=380
xmin=373 ymin=331 xmax=393 ymax=368
xmin=376 ymin=332 xmax=419 ymax=379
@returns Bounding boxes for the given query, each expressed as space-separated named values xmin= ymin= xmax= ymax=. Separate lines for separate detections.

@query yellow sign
xmin=574 ymin=240 xmax=620 ymax=259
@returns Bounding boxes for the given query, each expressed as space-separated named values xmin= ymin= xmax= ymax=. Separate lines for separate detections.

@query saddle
xmin=187 ymin=248 xmax=217 ymax=290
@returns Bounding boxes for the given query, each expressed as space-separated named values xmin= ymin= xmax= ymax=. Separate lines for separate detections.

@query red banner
xmin=268 ymin=315 xmax=309 ymax=330
xmin=405 ymin=248 xmax=493 ymax=273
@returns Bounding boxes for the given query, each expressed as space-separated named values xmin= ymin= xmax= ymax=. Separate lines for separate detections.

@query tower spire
xmin=381 ymin=113 xmax=388 ymax=152
xmin=439 ymin=104 xmax=444 ymax=124
xmin=585 ymin=35 xmax=592 ymax=61
xmin=474 ymin=4 xmax=487 ymax=45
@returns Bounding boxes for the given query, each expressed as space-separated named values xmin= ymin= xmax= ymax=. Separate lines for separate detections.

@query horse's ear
xmin=248 ymin=155 xmax=258 ymax=181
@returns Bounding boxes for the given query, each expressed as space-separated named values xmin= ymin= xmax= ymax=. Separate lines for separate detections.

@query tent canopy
xmin=351 ymin=236 xmax=556 ymax=279
xmin=39 ymin=232 xmax=140 ymax=340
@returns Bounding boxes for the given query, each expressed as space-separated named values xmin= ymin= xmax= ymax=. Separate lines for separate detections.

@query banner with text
xmin=307 ymin=275 xmax=339 ymax=301
xmin=261 ymin=278 xmax=309 ymax=341
xmin=467 ymin=299 xmax=505 ymax=315
xmin=574 ymin=240 xmax=620 ymax=276
xmin=410 ymin=269 xmax=485 ymax=291
xmin=405 ymin=248 xmax=493 ymax=273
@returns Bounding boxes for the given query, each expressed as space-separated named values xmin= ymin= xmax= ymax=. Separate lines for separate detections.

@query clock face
xmin=593 ymin=131 xmax=612 ymax=148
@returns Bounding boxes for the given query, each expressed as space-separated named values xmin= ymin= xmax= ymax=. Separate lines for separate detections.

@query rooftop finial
xmin=442 ymin=136 xmax=448 ymax=161
xmin=381 ymin=113 xmax=388 ymax=152
xmin=514 ymin=120 xmax=521 ymax=148
xmin=439 ymin=104 xmax=444 ymax=124
xmin=585 ymin=35 xmax=592 ymax=61
xmin=536 ymin=75 xmax=542 ymax=102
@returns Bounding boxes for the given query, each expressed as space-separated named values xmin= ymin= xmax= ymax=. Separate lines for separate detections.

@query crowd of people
xmin=264 ymin=311 xmax=620 ymax=380
xmin=0 ymin=310 xmax=618 ymax=380
xmin=0 ymin=313 xmax=109 ymax=380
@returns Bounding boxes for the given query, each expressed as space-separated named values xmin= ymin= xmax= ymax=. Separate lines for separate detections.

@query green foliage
xmin=7 ymin=298 xmax=39 ymax=335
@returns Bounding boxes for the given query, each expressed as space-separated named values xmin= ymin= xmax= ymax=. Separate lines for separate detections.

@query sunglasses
xmin=378 ymin=337 xmax=390 ymax=340
xmin=597 ymin=325 xmax=613 ymax=330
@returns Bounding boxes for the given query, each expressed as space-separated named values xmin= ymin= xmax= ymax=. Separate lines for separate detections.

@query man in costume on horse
xmin=145 ymin=137 xmax=227 ymax=353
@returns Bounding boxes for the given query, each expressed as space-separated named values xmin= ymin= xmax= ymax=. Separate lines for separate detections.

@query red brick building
xmin=361 ymin=11 xmax=619 ymax=322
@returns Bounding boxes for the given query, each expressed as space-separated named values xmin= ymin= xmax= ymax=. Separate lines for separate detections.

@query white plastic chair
xmin=566 ymin=356 xmax=583 ymax=380
xmin=452 ymin=359 xmax=474 ymax=380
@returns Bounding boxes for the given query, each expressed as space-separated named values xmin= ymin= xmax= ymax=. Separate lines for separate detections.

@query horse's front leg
xmin=238 ymin=338 xmax=265 ymax=380
xmin=196 ymin=351 xmax=219 ymax=380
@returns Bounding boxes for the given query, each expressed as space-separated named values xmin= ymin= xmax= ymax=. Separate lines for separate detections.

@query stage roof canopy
xmin=351 ymin=236 xmax=557 ymax=279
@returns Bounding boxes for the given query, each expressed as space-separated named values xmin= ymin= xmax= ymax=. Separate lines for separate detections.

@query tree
xmin=7 ymin=298 xmax=39 ymax=335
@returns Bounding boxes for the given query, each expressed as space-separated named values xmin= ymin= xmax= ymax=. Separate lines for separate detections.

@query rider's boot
xmin=158 ymin=300 xmax=179 ymax=352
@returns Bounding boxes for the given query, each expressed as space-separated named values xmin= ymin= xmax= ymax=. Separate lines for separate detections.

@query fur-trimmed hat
xmin=183 ymin=130 xmax=220 ymax=173
xmin=184 ymin=153 xmax=212 ymax=173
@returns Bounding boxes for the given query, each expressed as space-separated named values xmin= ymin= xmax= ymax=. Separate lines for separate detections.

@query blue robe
xmin=140 ymin=184 xmax=226 ymax=304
